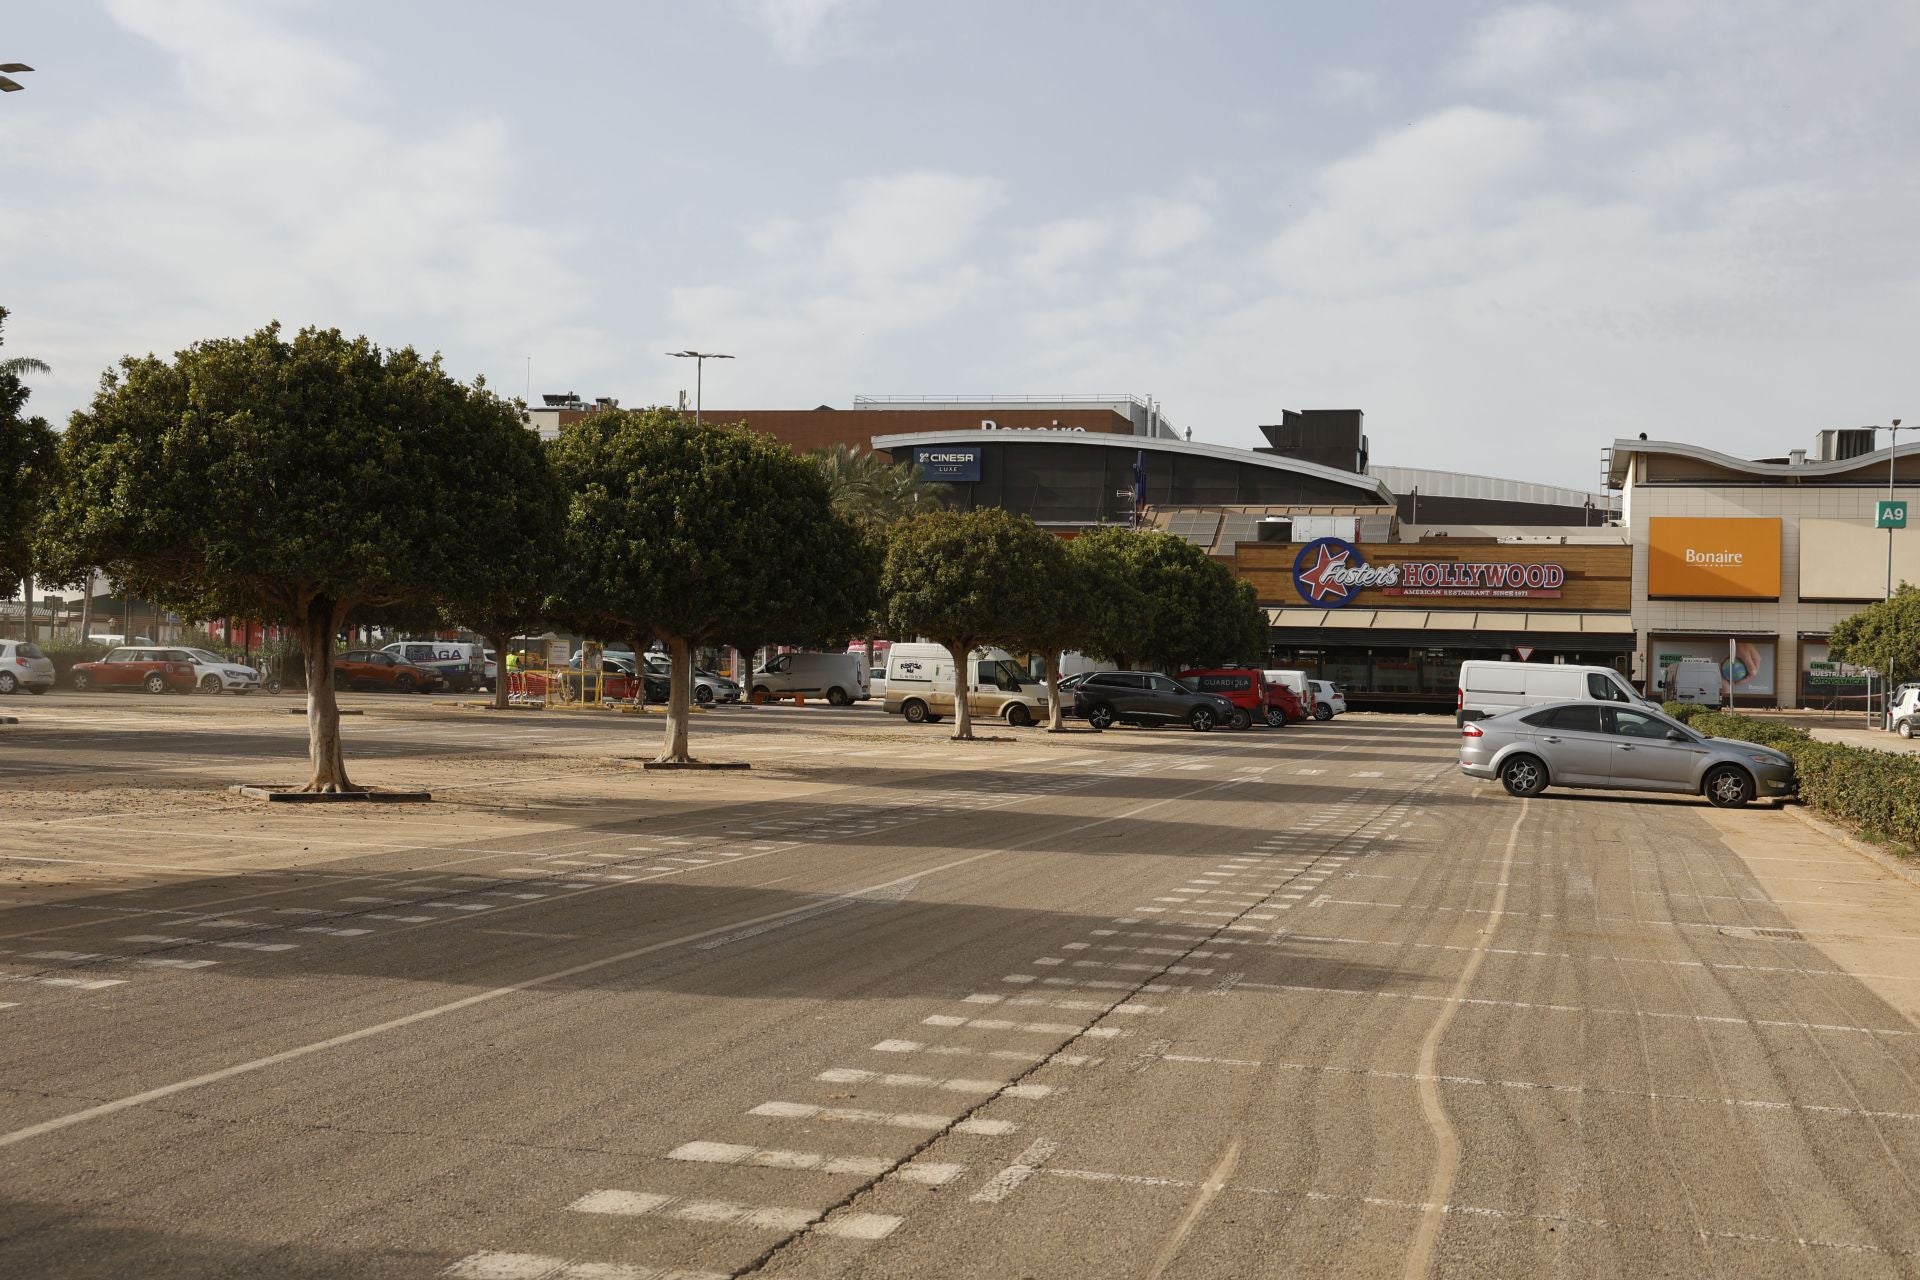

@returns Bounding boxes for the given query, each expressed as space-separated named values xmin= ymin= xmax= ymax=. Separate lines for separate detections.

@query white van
xmin=1887 ymin=685 xmax=1919 ymax=739
xmin=1661 ymin=658 xmax=1725 ymax=708
xmin=1456 ymin=660 xmax=1651 ymax=726
xmin=751 ymin=651 xmax=867 ymax=705
xmin=884 ymin=644 xmax=1049 ymax=727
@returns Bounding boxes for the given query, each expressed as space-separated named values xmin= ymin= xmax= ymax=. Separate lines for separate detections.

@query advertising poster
xmin=1647 ymin=517 xmax=1781 ymax=599
xmin=1653 ymin=638 xmax=1776 ymax=698
xmin=1802 ymin=641 xmax=1870 ymax=697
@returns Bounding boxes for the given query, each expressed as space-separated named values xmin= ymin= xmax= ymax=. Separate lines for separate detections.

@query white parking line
xmin=817 ymin=1067 xmax=1055 ymax=1099
xmin=666 ymin=1140 xmax=965 ymax=1184
xmin=749 ymin=1099 xmax=1016 ymax=1135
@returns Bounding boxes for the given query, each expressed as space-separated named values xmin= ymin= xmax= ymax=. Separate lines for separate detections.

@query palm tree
xmin=807 ymin=444 xmax=948 ymax=527
xmin=1 ymin=356 xmax=49 ymax=379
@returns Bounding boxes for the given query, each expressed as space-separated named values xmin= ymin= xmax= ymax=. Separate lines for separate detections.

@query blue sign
xmin=913 ymin=446 xmax=982 ymax=483
xmin=1292 ymin=536 xmax=1398 ymax=608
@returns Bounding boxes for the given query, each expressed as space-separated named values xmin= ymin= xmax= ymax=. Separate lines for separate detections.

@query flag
xmin=1131 ymin=450 xmax=1148 ymax=526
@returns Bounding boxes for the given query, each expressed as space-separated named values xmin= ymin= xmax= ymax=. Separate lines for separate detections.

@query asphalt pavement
xmin=3 ymin=692 xmax=1920 ymax=1278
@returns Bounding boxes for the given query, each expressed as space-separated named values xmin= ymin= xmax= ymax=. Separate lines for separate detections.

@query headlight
xmin=1749 ymin=753 xmax=1786 ymax=767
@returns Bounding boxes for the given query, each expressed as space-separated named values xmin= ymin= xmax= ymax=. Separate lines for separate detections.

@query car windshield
xmin=978 ymin=660 xmax=1031 ymax=688
xmin=185 ymin=649 xmax=222 ymax=663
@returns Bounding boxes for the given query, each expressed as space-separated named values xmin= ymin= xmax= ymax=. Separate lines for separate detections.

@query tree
xmin=445 ymin=423 xmax=565 ymax=710
xmin=1828 ymin=584 xmax=1920 ymax=692
xmin=808 ymin=444 xmax=948 ymax=527
xmin=1081 ymin=528 xmax=1266 ymax=671
xmin=1004 ymin=532 xmax=1150 ymax=732
xmin=549 ymin=409 xmax=874 ymax=763
xmin=881 ymin=508 xmax=1060 ymax=740
xmin=0 ymin=308 xmax=58 ymax=611
xmin=40 ymin=323 xmax=542 ymax=792
xmin=1 ymin=356 xmax=50 ymax=380
xmin=1062 ymin=526 xmax=1153 ymax=670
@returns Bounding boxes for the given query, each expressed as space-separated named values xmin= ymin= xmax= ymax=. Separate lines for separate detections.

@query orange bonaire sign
xmin=1647 ymin=518 xmax=1781 ymax=598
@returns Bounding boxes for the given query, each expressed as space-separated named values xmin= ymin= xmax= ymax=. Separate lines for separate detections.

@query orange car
xmin=333 ymin=649 xmax=444 ymax=694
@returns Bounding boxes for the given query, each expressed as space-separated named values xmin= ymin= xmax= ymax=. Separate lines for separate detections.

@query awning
xmin=1266 ymin=607 xmax=1634 ymax=636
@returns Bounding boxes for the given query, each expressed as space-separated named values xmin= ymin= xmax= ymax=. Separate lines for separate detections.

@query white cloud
xmin=825 ymin=171 xmax=1008 ymax=284
xmin=1127 ymin=199 xmax=1211 ymax=259
xmin=743 ymin=0 xmax=864 ymax=64
xmin=1452 ymin=3 xmax=1594 ymax=87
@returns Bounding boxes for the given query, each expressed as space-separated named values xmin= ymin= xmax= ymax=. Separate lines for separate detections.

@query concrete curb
xmin=229 ymin=784 xmax=433 ymax=803
xmin=1784 ymin=802 xmax=1920 ymax=890
xmin=635 ymin=760 xmax=751 ymax=771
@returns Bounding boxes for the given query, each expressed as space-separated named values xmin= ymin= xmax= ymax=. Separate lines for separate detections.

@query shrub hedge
xmin=1681 ymin=708 xmax=1920 ymax=853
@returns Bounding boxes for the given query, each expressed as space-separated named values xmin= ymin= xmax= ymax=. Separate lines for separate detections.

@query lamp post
xmin=1886 ymin=418 xmax=1907 ymax=598
xmin=0 ymin=62 xmax=33 ymax=94
xmin=667 ymin=350 xmax=732 ymax=427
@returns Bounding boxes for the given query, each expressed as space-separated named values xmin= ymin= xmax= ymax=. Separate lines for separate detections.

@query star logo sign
xmin=1298 ymin=542 xmax=1353 ymax=603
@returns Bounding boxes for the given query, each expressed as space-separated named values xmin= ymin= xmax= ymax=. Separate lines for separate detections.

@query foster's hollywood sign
xmin=1292 ymin=538 xmax=1567 ymax=608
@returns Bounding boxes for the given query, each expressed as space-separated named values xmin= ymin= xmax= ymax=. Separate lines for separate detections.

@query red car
xmin=1177 ymin=668 xmax=1298 ymax=728
xmin=71 ymin=646 xmax=199 ymax=694
xmin=333 ymin=649 xmax=444 ymax=693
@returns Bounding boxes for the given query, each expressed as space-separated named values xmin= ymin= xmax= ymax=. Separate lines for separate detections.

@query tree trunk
xmin=736 ymin=641 xmax=761 ymax=707
xmin=660 ymin=633 xmax=694 ymax=763
xmin=77 ymin=571 xmax=94 ymax=643
xmin=298 ymin=595 xmax=356 ymax=792
xmin=22 ymin=579 xmax=33 ymax=644
xmin=487 ymin=630 xmax=510 ymax=710
xmin=945 ymin=637 xmax=976 ymax=740
xmin=1045 ymin=649 xmax=1066 ymax=732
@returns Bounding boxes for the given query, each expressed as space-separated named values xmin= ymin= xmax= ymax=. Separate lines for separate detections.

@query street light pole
xmin=667 ymin=350 xmax=733 ymax=427
xmin=1887 ymin=418 xmax=1906 ymax=599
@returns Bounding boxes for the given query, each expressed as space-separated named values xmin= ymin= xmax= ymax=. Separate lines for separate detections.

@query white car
xmin=179 ymin=647 xmax=262 ymax=694
xmin=1306 ymin=679 xmax=1347 ymax=720
xmin=0 ymin=640 xmax=55 ymax=695
xmin=870 ymin=665 xmax=887 ymax=701
xmin=1889 ymin=685 xmax=1919 ymax=739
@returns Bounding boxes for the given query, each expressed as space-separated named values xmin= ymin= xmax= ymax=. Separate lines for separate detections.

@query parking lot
xmin=5 ymin=692 xmax=1920 ymax=1278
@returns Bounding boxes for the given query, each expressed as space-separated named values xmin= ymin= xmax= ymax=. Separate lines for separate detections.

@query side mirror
xmin=1666 ymin=730 xmax=1688 ymax=742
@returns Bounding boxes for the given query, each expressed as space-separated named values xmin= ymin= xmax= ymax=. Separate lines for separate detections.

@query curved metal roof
xmin=1607 ymin=437 xmax=1920 ymax=487
xmin=869 ymin=429 xmax=1395 ymax=504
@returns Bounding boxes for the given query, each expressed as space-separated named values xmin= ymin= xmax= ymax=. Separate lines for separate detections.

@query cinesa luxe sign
xmin=1292 ymin=538 xmax=1566 ymax=608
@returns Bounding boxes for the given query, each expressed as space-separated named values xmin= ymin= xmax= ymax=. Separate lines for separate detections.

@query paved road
xmin=3 ymin=697 xmax=1919 ymax=1277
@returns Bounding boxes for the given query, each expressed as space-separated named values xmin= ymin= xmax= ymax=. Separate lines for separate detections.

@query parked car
xmin=564 ymin=653 xmax=649 ymax=702
xmin=884 ymin=643 xmax=1049 ymax=727
xmin=1456 ymin=660 xmax=1648 ymax=726
xmin=1177 ymin=668 xmax=1283 ymax=730
xmin=380 ymin=640 xmax=487 ymax=692
xmin=1458 ymin=700 xmax=1796 ymax=808
xmin=638 ymin=653 xmax=741 ymax=705
xmin=752 ymin=651 xmax=867 ymax=705
xmin=178 ymin=647 xmax=262 ymax=694
xmin=869 ymin=666 xmax=887 ymax=702
xmin=1888 ymin=685 xmax=1919 ymax=739
xmin=70 ymin=646 xmax=199 ymax=694
xmin=333 ymin=650 xmax=443 ymax=693
xmin=0 ymin=640 xmax=54 ymax=695
xmin=1303 ymin=679 xmax=1347 ymax=720
xmin=1073 ymin=671 xmax=1236 ymax=732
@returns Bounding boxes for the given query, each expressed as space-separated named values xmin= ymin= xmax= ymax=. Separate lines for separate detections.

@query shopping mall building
xmin=523 ymin=391 xmax=1911 ymax=713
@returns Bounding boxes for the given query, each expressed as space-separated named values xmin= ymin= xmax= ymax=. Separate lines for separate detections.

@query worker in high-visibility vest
xmin=505 ymin=650 xmax=521 ymax=675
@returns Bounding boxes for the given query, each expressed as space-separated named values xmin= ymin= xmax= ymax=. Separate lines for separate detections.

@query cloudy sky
xmin=4 ymin=1 xmax=1917 ymax=490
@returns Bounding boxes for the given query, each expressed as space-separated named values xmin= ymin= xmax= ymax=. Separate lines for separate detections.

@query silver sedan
xmin=1458 ymin=700 xmax=1796 ymax=807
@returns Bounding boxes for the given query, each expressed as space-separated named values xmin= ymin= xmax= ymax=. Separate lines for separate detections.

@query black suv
xmin=1072 ymin=672 xmax=1237 ymax=732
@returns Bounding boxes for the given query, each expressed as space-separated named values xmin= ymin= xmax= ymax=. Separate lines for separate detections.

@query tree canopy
xmin=548 ymin=408 xmax=876 ymax=761
xmin=1074 ymin=528 xmax=1265 ymax=670
xmin=808 ymin=444 xmax=949 ymax=528
xmin=882 ymin=507 xmax=1059 ymax=739
xmin=40 ymin=322 xmax=540 ymax=791
xmin=0 ymin=307 xmax=58 ymax=594
xmin=1828 ymin=584 xmax=1920 ymax=689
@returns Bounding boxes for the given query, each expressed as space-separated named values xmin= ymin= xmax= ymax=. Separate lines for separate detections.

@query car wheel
xmin=0 ymin=672 xmax=15 ymax=695
xmin=826 ymin=686 xmax=851 ymax=706
xmin=200 ymin=674 xmax=222 ymax=693
xmin=1086 ymin=704 xmax=1116 ymax=731
xmin=395 ymin=674 xmax=415 ymax=693
xmin=751 ymin=685 xmax=771 ymax=704
xmin=1265 ymin=706 xmax=1287 ymax=728
xmin=902 ymin=699 xmax=929 ymax=724
xmin=27 ymin=685 xmax=47 ymax=695
xmin=144 ymin=673 xmax=168 ymax=695
xmin=71 ymin=671 xmax=91 ymax=692
xmin=1005 ymin=703 xmax=1032 ymax=727
xmin=1188 ymin=707 xmax=1216 ymax=732
xmin=1900 ymin=718 xmax=1914 ymax=740
xmin=1500 ymin=754 xmax=1548 ymax=797
xmin=1228 ymin=708 xmax=1252 ymax=731
xmin=1314 ymin=703 xmax=1333 ymax=721
xmin=1705 ymin=765 xmax=1754 ymax=809
xmin=695 ymin=685 xmax=714 ymax=706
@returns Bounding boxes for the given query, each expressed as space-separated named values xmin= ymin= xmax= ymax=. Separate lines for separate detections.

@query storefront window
xmin=1801 ymin=640 xmax=1869 ymax=708
xmin=1651 ymin=637 xmax=1776 ymax=701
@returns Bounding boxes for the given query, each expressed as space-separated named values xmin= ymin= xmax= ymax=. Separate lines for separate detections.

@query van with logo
xmin=884 ymin=644 xmax=1048 ymax=727
xmin=381 ymin=640 xmax=487 ymax=692
xmin=1456 ymin=660 xmax=1652 ymax=726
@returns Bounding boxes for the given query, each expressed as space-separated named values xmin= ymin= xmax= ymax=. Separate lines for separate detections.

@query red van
xmin=1176 ymin=668 xmax=1294 ymax=729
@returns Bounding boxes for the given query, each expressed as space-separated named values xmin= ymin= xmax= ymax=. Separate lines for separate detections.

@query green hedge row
xmin=1668 ymin=706 xmax=1920 ymax=853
